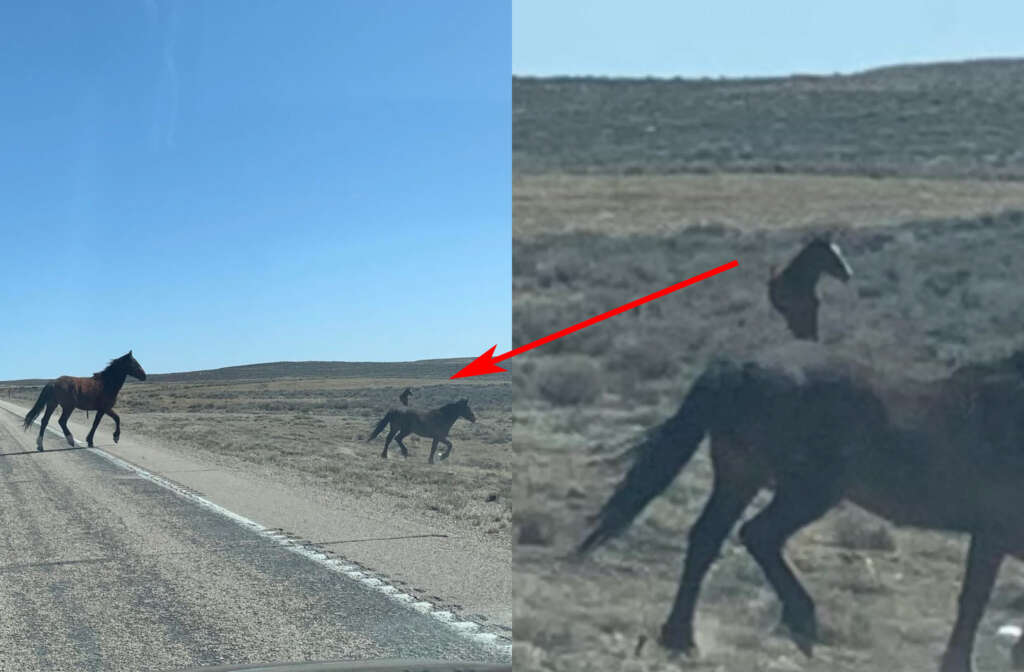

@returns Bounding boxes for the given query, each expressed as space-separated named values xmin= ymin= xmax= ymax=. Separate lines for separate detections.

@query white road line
xmin=4 ymin=406 xmax=509 ymax=653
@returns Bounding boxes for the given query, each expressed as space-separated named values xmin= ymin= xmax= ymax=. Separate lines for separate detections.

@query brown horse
xmin=368 ymin=399 xmax=475 ymax=463
xmin=768 ymin=235 xmax=853 ymax=340
xmin=23 ymin=351 xmax=147 ymax=451
xmin=577 ymin=340 xmax=1024 ymax=672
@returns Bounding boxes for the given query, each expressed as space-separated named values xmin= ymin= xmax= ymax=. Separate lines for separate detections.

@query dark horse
xmin=578 ymin=340 xmax=1024 ymax=672
xmin=368 ymin=399 xmax=476 ymax=463
xmin=399 ymin=387 xmax=412 ymax=406
xmin=23 ymin=351 xmax=147 ymax=451
xmin=768 ymin=235 xmax=853 ymax=341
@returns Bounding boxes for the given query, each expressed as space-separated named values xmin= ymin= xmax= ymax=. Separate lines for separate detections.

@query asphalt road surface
xmin=0 ymin=407 xmax=508 ymax=672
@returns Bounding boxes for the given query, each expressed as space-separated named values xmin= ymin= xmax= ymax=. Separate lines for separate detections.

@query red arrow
xmin=451 ymin=259 xmax=739 ymax=379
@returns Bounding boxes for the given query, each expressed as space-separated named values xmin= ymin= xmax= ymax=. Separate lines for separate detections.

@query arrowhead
xmin=450 ymin=345 xmax=507 ymax=379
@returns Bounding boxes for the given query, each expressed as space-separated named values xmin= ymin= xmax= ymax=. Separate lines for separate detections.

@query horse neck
xmin=438 ymin=404 xmax=461 ymax=429
xmin=100 ymin=368 xmax=129 ymax=397
xmin=780 ymin=249 xmax=823 ymax=288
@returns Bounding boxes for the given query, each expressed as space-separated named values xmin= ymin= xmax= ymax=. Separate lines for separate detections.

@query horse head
xmin=809 ymin=235 xmax=853 ymax=283
xmin=458 ymin=398 xmax=476 ymax=423
xmin=124 ymin=350 xmax=147 ymax=381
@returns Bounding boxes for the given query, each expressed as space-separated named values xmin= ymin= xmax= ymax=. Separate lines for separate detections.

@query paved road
xmin=0 ymin=408 xmax=507 ymax=672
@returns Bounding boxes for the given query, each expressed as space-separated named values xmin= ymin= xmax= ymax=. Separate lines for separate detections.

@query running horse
xmin=577 ymin=340 xmax=1024 ymax=672
xmin=23 ymin=351 xmax=147 ymax=451
xmin=768 ymin=235 xmax=853 ymax=340
xmin=368 ymin=399 xmax=476 ymax=463
xmin=399 ymin=387 xmax=412 ymax=406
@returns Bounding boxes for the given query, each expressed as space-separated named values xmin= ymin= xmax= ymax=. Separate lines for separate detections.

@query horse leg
xmin=381 ymin=427 xmax=397 ymax=459
xmin=660 ymin=448 xmax=761 ymax=653
xmin=86 ymin=409 xmax=105 ymax=448
xmin=1013 ymin=631 xmax=1024 ymax=670
xmin=739 ymin=481 xmax=841 ymax=657
xmin=394 ymin=432 xmax=410 ymax=458
xmin=57 ymin=405 xmax=75 ymax=447
xmin=106 ymin=409 xmax=121 ymax=443
xmin=429 ymin=439 xmax=439 ymax=464
xmin=438 ymin=437 xmax=453 ymax=461
xmin=37 ymin=402 xmax=57 ymax=451
xmin=940 ymin=534 xmax=1004 ymax=672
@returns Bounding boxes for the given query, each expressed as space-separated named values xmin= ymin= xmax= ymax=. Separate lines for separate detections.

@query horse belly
xmin=846 ymin=455 xmax=978 ymax=532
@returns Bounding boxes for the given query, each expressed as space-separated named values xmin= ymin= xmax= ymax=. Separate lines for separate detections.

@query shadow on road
xmin=0 ymin=446 xmax=88 ymax=458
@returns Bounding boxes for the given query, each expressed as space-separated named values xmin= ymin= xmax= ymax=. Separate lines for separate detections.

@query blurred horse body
xmin=579 ymin=340 xmax=1024 ymax=672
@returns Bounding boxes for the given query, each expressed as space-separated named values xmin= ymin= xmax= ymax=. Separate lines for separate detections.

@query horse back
xmin=52 ymin=375 xmax=103 ymax=409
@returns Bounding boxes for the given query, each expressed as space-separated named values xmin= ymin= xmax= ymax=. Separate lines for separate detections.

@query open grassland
xmin=513 ymin=180 xmax=1024 ymax=672
xmin=4 ymin=361 xmax=512 ymax=539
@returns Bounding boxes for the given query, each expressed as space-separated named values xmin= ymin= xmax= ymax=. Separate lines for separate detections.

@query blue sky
xmin=1 ymin=0 xmax=510 ymax=379
xmin=514 ymin=0 xmax=1024 ymax=77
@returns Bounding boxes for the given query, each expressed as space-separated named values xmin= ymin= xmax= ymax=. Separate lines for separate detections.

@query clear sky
xmin=1 ymin=0 xmax=510 ymax=379
xmin=514 ymin=0 xmax=1024 ymax=78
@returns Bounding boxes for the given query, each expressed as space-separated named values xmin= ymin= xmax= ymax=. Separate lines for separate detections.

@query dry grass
xmin=514 ymin=173 xmax=1024 ymax=238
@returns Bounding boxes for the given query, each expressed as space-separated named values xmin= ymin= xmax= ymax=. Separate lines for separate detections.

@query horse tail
xmin=23 ymin=383 xmax=54 ymax=430
xmin=576 ymin=363 xmax=727 ymax=556
xmin=368 ymin=411 xmax=394 ymax=441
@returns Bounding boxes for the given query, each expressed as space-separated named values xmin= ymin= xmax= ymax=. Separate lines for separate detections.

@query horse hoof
xmin=37 ymin=445 xmax=44 ymax=452
xmin=791 ymin=631 xmax=815 ymax=658
xmin=657 ymin=629 xmax=697 ymax=657
xmin=113 ymin=434 xmax=120 ymax=444
xmin=782 ymin=609 xmax=818 ymax=658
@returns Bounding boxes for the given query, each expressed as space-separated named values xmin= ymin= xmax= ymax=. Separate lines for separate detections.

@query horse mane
xmin=439 ymin=400 xmax=462 ymax=413
xmin=93 ymin=355 xmax=128 ymax=382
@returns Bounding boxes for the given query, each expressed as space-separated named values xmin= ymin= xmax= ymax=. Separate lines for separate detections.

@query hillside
xmin=0 ymin=357 xmax=471 ymax=388
xmin=513 ymin=58 xmax=1024 ymax=179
